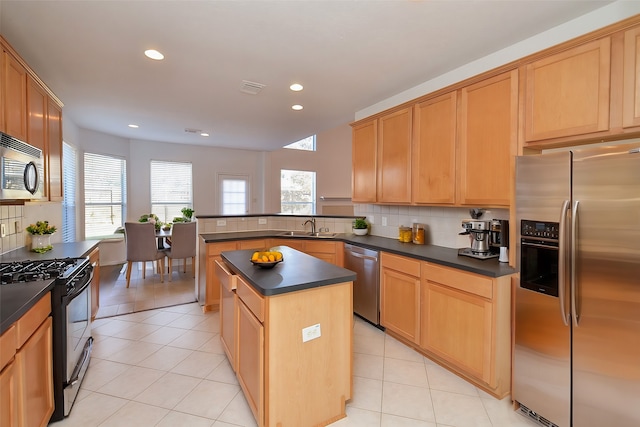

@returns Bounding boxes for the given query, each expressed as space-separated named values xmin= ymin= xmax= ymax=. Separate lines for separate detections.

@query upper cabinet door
xmin=623 ymin=26 xmax=640 ymax=128
xmin=458 ymin=70 xmax=517 ymax=207
xmin=524 ymin=38 xmax=611 ymax=142
xmin=377 ymin=107 xmax=412 ymax=203
xmin=351 ymin=119 xmax=378 ymax=203
xmin=47 ymin=99 xmax=63 ymax=201
xmin=2 ymin=50 xmax=28 ymax=142
xmin=412 ymin=92 xmax=457 ymax=205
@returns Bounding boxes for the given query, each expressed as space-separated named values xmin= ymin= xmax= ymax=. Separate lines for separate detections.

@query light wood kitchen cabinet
xmin=46 ymin=98 xmax=63 ymax=201
xmin=380 ymin=252 xmax=421 ymax=344
xmin=232 ymin=266 xmax=352 ymax=427
xmin=200 ymin=239 xmax=267 ymax=312
xmin=1 ymin=48 xmax=28 ymax=141
xmin=623 ymin=26 xmax=640 ymax=128
xmin=351 ymin=119 xmax=377 ymax=203
xmin=524 ymin=37 xmax=611 ymax=142
xmin=420 ymin=262 xmax=512 ymax=397
xmin=412 ymin=92 xmax=457 ymax=205
xmin=457 ymin=70 xmax=517 ymax=207
xmin=0 ymin=325 xmax=18 ymax=427
xmin=27 ymin=75 xmax=47 ymax=153
xmin=216 ymin=259 xmax=238 ymax=371
xmin=0 ymin=294 xmax=54 ymax=427
xmin=236 ymin=277 xmax=265 ymax=425
xmin=270 ymin=238 xmax=343 ymax=266
xmin=89 ymin=247 xmax=100 ymax=321
xmin=377 ymin=107 xmax=412 ymax=203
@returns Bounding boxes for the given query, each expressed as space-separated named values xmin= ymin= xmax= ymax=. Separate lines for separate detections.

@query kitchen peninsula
xmin=219 ymin=246 xmax=356 ymax=427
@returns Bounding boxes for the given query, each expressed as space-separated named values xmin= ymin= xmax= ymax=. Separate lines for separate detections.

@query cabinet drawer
xmin=0 ymin=325 xmax=16 ymax=369
xmin=304 ymin=241 xmax=336 ymax=254
xmin=16 ymin=295 xmax=51 ymax=348
xmin=237 ymin=277 xmax=265 ymax=323
xmin=215 ymin=259 xmax=237 ymax=292
xmin=422 ymin=262 xmax=492 ymax=299
xmin=207 ymin=241 xmax=238 ymax=256
xmin=381 ymin=252 xmax=421 ymax=277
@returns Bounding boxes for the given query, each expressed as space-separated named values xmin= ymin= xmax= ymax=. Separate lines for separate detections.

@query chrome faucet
xmin=303 ymin=218 xmax=316 ymax=234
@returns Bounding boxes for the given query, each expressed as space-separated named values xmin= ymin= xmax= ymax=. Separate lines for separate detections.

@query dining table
xmin=155 ymin=228 xmax=172 ymax=249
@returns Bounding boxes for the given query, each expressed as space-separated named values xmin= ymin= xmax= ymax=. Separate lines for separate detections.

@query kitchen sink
xmin=278 ymin=231 xmax=338 ymax=238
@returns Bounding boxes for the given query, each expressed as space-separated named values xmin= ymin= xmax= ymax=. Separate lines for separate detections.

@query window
xmin=62 ymin=142 xmax=77 ymax=243
xmin=84 ymin=153 xmax=126 ymax=238
xmin=280 ymin=169 xmax=316 ymax=214
xmin=150 ymin=160 xmax=193 ymax=223
xmin=219 ymin=174 xmax=249 ymax=215
xmin=283 ymin=135 xmax=316 ymax=151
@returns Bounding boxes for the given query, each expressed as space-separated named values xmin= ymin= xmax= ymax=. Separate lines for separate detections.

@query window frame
xmin=150 ymin=160 xmax=193 ymax=223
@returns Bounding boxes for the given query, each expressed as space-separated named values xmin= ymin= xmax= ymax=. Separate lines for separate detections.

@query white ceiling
xmin=0 ymin=0 xmax=614 ymax=151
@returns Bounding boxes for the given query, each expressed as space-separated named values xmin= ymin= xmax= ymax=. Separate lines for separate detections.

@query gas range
xmin=0 ymin=257 xmax=90 ymax=288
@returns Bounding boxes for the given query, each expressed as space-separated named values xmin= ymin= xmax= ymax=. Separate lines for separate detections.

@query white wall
xmin=356 ymin=1 xmax=640 ymax=120
xmin=265 ymin=123 xmax=352 ymax=213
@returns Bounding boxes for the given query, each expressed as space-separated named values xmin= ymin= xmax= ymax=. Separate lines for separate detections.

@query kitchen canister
xmin=412 ymin=223 xmax=425 ymax=244
xmin=398 ymin=226 xmax=412 ymax=242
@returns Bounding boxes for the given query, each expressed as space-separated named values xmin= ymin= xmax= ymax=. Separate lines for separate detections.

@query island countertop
xmin=221 ymin=245 xmax=356 ymax=297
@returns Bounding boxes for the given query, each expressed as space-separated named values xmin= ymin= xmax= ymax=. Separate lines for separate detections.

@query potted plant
xmin=26 ymin=220 xmax=57 ymax=253
xmin=181 ymin=207 xmax=194 ymax=221
xmin=352 ymin=218 xmax=369 ymax=236
xmin=139 ymin=213 xmax=163 ymax=231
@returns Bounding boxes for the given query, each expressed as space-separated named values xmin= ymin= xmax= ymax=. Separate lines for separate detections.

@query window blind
xmin=84 ymin=153 xmax=127 ymax=238
xmin=62 ymin=142 xmax=76 ymax=243
xmin=150 ymin=160 xmax=192 ymax=223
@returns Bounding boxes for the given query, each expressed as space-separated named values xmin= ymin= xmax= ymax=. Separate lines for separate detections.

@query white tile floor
xmin=54 ymin=302 xmax=539 ymax=427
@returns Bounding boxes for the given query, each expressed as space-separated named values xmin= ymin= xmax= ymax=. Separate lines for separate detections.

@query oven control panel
xmin=521 ymin=220 xmax=559 ymax=240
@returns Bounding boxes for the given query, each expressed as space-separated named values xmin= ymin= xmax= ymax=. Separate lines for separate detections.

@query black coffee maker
xmin=489 ymin=219 xmax=509 ymax=262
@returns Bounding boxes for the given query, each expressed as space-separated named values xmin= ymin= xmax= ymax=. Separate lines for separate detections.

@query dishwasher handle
xmin=344 ymin=244 xmax=378 ymax=261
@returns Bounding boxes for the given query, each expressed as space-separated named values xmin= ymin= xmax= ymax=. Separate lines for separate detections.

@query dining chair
xmin=165 ymin=221 xmax=197 ymax=281
xmin=124 ymin=222 xmax=165 ymax=287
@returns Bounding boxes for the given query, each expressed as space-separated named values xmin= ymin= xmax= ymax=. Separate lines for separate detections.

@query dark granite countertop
xmin=221 ymin=246 xmax=357 ymax=297
xmin=200 ymin=231 xmax=516 ymax=278
xmin=0 ymin=240 xmax=100 ymax=335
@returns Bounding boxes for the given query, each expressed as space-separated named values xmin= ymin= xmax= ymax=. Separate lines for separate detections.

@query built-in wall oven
xmin=0 ymin=257 xmax=93 ymax=422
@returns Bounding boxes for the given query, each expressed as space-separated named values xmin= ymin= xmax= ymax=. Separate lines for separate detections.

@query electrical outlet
xmin=0 ymin=224 xmax=5 ymax=238
xmin=258 ymin=218 xmax=267 ymax=225
xmin=302 ymin=323 xmax=321 ymax=343
xmin=382 ymin=216 xmax=388 ymax=226
xmin=14 ymin=220 xmax=21 ymax=233
xmin=216 ymin=219 xmax=227 ymax=226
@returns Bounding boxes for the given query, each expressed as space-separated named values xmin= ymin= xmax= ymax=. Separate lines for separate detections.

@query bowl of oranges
xmin=250 ymin=250 xmax=283 ymax=269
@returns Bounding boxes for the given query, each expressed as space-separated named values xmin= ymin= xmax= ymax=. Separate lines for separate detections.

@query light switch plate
xmin=0 ymin=224 xmax=5 ymax=238
xmin=302 ymin=323 xmax=321 ymax=343
xmin=382 ymin=216 xmax=388 ymax=226
xmin=217 ymin=219 xmax=226 ymax=226
xmin=14 ymin=220 xmax=21 ymax=233
xmin=258 ymin=218 xmax=267 ymax=225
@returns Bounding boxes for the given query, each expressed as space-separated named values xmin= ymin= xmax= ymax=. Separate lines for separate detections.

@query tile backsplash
xmin=197 ymin=204 xmax=509 ymax=250
xmin=1 ymin=201 xmax=63 ymax=255
xmin=354 ymin=204 xmax=509 ymax=249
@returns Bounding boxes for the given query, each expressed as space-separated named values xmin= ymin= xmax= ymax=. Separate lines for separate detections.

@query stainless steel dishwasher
xmin=343 ymin=243 xmax=381 ymax=327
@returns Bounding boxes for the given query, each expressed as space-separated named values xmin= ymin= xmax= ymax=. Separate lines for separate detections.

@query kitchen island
xmin=219 ymin=246 xmax=356 ymax=427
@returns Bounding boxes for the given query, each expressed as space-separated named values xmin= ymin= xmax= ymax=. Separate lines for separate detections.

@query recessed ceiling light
xmin=292 ymin=105 xmax=303 ymax=111
xmin=290 ymin=83 xmax=303 ymax=91
xmin=144 ymin=49 xmax=164 ymax=60
xmin=128 ymin=124 xmax=139 ymax=128
xmin=200 ymin=132 xmax=209 ymax=137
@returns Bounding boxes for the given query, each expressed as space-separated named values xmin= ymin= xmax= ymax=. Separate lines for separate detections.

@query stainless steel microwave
xmin=0 ymin=131 xmax=44 ymax=200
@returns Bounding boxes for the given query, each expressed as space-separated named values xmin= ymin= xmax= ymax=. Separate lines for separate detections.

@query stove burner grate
xmin=0 ymin=258 xmax=81 ymax=285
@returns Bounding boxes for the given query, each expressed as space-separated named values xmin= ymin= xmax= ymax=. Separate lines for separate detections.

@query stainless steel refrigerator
xmin=513 ymin=144 xmax=640 ymax=427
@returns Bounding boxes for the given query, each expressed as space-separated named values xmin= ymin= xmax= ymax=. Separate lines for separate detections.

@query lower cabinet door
xmin=422 ymin=282 xmax=493 ymax=384
xmin=0 ymin=360 xmax=19 ymax=427
xmin=220 ymin=288 xmax=237 ymax=371
xmin=380 ymin=267 xmax=420 ymax=344
xmin=16 ymin=316 xmax=54 ymax=427
xmin=237 ymin=300 xmax=264 ymax=426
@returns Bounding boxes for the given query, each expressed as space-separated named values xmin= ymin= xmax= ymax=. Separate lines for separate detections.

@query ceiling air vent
xmin=184 ymin=128 xmax=201 ymax=134
xmin=240 ymin=80 xmax=266 ymax=95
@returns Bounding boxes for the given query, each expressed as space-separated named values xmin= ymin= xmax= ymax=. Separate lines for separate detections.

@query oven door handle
xmin=67 ymin=337 xmax=93 ymax=386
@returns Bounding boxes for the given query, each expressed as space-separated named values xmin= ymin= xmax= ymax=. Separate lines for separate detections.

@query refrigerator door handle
xmin=571 ymin=200 xmax=580 ymax=326
xmin=558 ymin=199 xmax=570 ymax=326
